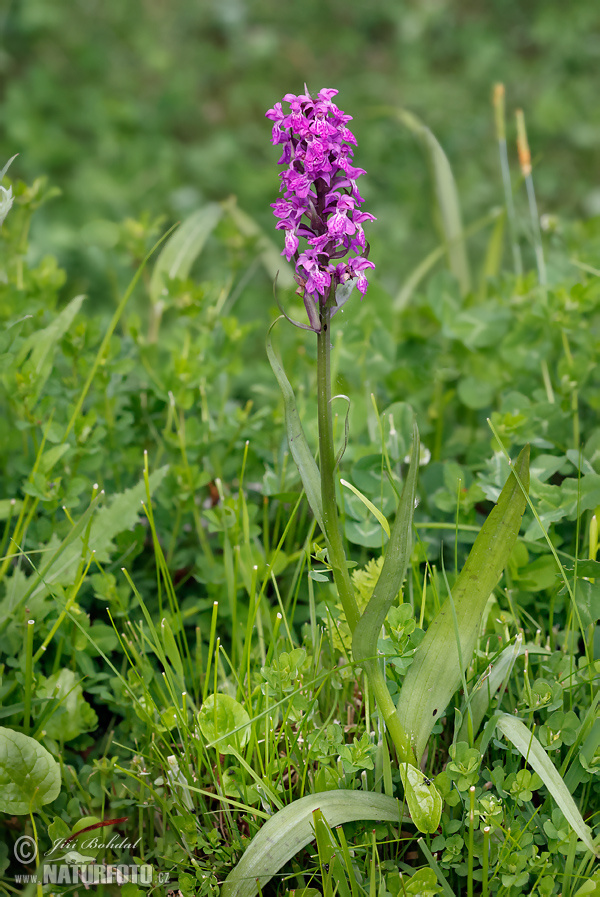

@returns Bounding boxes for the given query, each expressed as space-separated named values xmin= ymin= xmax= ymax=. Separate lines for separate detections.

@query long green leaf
xmin=393 ymin=109 xmax=471 ymax=296
xmin=312 ymin=808 xmax=353 ymax=897
xmin=352 ymin=422 xmax=419 ymax=664
xmin=394 ymin=209 xmax=502 ymax=312
xmin=220 ymin=790 xmax=409 ymax=897
xmin=266 ymin=318 xmax=324 ymax=532
xmin=149 ymin=203 xmax=223 ymax=304
xmin=396 ymin=445 xmax=530 ymax=760
xmin=340 ymin=478 xmax=390 ymax=537
xmin=457 ymin=637 xmax=550 ymax=742
xmin=496 ymin=714 xmax=597 ymax=856
xmin=17 ymin=295 xmax=85 ymax=405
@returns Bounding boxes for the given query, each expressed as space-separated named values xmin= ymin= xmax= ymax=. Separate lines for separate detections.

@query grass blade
xmin=352 ymin=423 xmax=419 ymax=664
xmin=457 ymin=637 xmax=550 ymax=742
xmin=396 ymin=445 xmax=530 ymax=760
xmin=312 ymin=808 xmax=352 ymax=897
xmin=496 ymin=714 xmax=597 ymax=856
xmin=220 ymin=790 xmax=409 ymax=897
xmin=418 ymin=837 xmax=458 ymax=897
xmin=340 ymin=478 xmax=390 ymax=537
xmin=392 ymin=108 xmax=471 ymax=296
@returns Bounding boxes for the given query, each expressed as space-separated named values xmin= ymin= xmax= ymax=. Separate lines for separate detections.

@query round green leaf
xmin=399 ymin=762 xmax=442 ymax=834
xmin=198 ymin=694 xmax=251 ymax=755
xmin=0 ymin=727 xmax=61 ymax=814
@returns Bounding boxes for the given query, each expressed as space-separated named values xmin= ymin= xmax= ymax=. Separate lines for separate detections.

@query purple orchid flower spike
xmin=266 ymin=88 xmax=375 ymax=331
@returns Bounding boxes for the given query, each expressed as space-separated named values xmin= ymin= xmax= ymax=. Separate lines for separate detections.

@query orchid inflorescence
xmin=266 ymin=87 xmax=375 ymax=331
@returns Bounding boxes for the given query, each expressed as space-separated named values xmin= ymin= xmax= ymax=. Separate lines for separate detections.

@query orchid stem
xmin=316 ymin=299 xmax=415 ymax=766
xmin=317 ymin=302 xmax=360 ymax=632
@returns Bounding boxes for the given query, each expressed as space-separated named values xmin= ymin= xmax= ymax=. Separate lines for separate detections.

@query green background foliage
xmin=1 ymin=3 xmax=599 ymax=894
xmin=2 ymin=0 xmax=600 ymax=301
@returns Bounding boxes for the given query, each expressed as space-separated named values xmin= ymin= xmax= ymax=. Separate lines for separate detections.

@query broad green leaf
xmin=47 ymin=815 xmax=71 ymax=847
xmin=149 ymin=203 xmax=223 ymax=304
xmin=402 ymin=867 xmax=444 ymax=896
xmin=352 ymin=423 xmax=419 ymax=665
xmin=457 ymin=376 xmax=495 ymax=410
xmin=571 ymin=579 xmax=600 ymax=627
xmin=396 ymin=445 xmax=530 ymax=760
xmin=496 ymin=714 xmax=597 ymax=855
xmin=266 ymin=318 xmax=324 ymax=531
xmin=0 ymin=727 xmax=61 ymax=814
xmin=393 ymin=109 xmax=471 ymax=296
xmin=399 ymin=762 xmax=442 ymax=834
xmin=573 ymin=870 xmax=600 ymax=896
xmin=37 ymin=669 xmax=98 ymax=742
xmin=221 ymin=790 xmax=409 ymax=897
xmin=198 ymin=694 xmax=251 ymax=755
xmin=16 ymin=295 xmax=85 ymax=405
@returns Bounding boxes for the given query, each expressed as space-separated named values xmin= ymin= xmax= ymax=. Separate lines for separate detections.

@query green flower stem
xmin=316 ymin=302 xmax=415 ymax=766
xmin=362 ymin=659 xmax=416 ymax=765
xmin=316 ymin=304 xmax=360 ymax=632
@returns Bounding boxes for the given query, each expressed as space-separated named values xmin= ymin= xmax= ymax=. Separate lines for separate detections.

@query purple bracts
xmin=266 ymin=89 xmax=375 ymax=324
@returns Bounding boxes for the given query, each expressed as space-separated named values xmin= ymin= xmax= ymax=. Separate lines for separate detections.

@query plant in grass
xmin=1 ymin=90 xmax=599 ymax=896
xmin=217 ymin=87 xmax=600 ymax=897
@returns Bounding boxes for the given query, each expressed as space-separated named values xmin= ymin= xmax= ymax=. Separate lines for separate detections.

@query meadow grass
xmin=0 ymin=97 xmax=599 ymax=896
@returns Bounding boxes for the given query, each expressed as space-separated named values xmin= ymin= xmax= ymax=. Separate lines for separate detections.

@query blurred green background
xmin=2 ymin=0 xmax=599 ymax=301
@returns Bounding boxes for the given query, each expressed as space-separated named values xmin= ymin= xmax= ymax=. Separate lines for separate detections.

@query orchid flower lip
xmin=266 ymin=87 xmax=375 ymax=321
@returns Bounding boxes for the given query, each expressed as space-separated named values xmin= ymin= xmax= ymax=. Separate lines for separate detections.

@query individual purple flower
xmin=266 ymin=88 xmax=375 ymax=330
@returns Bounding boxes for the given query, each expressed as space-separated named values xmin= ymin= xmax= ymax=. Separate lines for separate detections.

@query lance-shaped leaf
xmin=393 ymin=109 xmax=471 ymax=296
xmin=352 ymin=422 xmax=419 ymax=664
xmin=149 ymin=203 xmax=223 ymax=304
xmin=221 ymin=790 xmax=409 ymax=897
xmin=396 ymin=444 xmax=530 ymax=760
xmin=266 ymin=318 xmax=324 ymax=532
xmin=457 ymin=638 xmax=551 ymax=743
xmin=496 ymin=714 xmax=597 ymax=856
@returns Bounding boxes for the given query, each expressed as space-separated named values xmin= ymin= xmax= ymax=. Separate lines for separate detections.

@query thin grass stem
xmin=515 ymin=109 xmax=546 ymax=288
xmin=493 ymin=84 xmax=522 ymax=278
xmin=23 ymin=619 xmax=35 ymax=734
